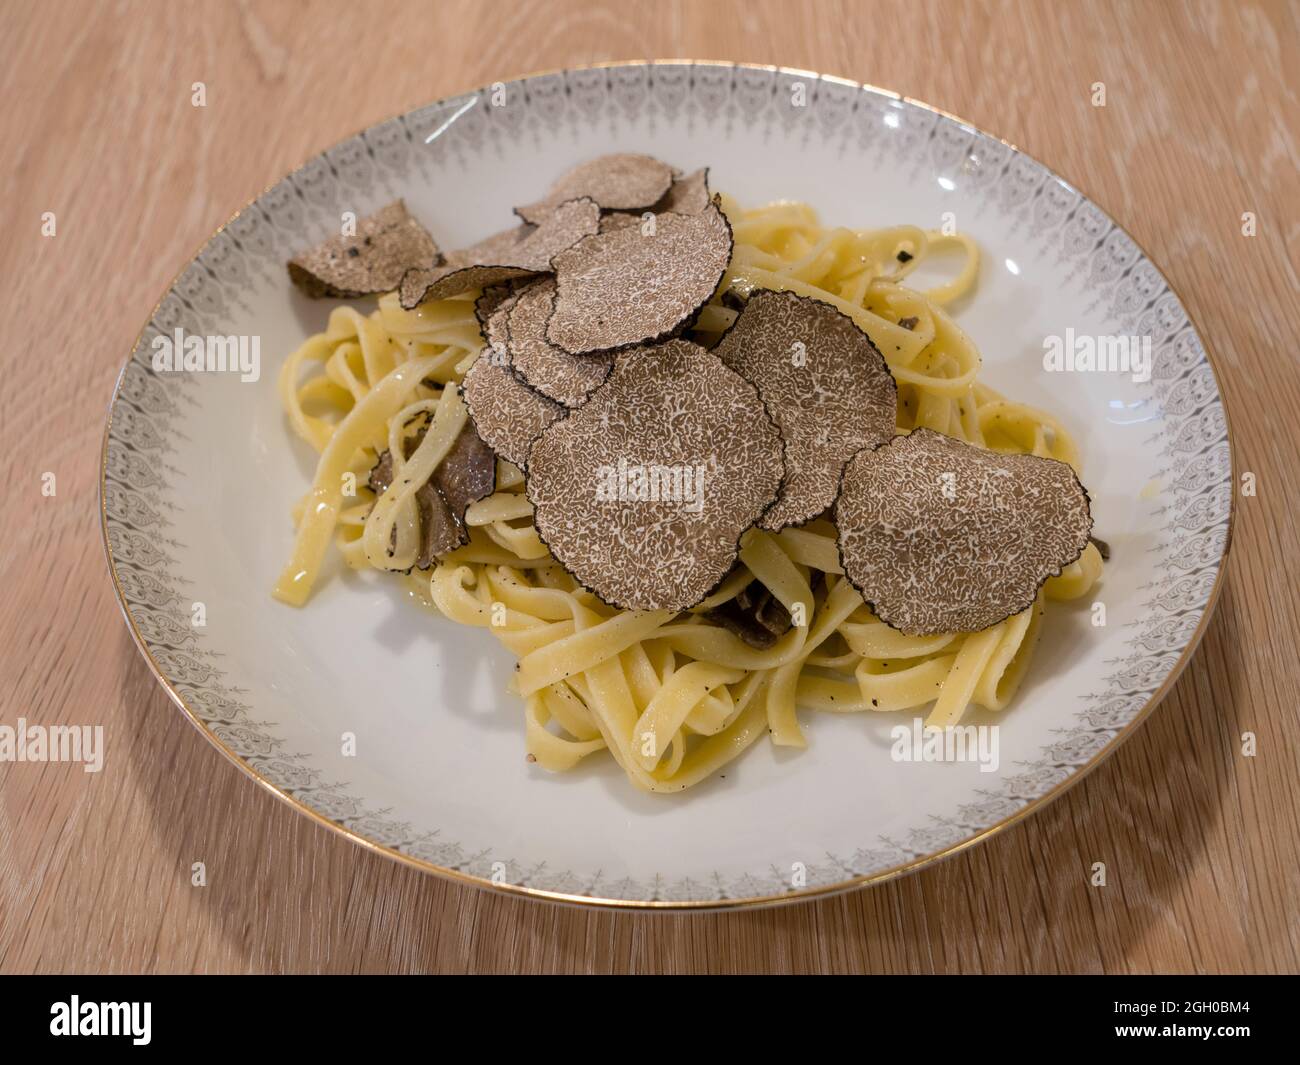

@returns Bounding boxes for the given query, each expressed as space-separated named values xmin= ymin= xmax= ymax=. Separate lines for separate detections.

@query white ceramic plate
xmin=102 ymin=63 xmax=1234 ymax=908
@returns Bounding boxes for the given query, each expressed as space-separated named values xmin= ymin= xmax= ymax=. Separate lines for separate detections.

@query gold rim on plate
xmin=100 ymin=60 xmax=1237 ymax=910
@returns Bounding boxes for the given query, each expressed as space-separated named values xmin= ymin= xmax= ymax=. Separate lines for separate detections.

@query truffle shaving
xmin=712 ymin=288 xmax=897 ymax=530
xmin=474 ymin=282 xmax=523 ymax=335
xmin=399 ymin=198 xmax=600 ymax=309
xmin=702 ymin=577 xmax=792 ymax=649
xmin=399 ymin=264 xmax=534 ymax=310
xmin=515 ymin=153 xmax=675 ymax=224
xmin=546 ymin=202 xmax=733 ymax=354
xmin=451 ymin=223 xmax=534 ymax=266
xmin=596 ymin=170 xmax=711 ymax=234
xmin=289 ymin=201 xmax=439 ymax=299
xmin=527 ymin=339 xmax=783 ymax=611
xmin=367 ymin=448 xmax=396 ymax=496
xmin=506 ymin=278 xmax=614 ymax=406
xmin=462 ymin=354 xmax=566 ymax=469
xmin=652 ymin=167 xmax=711 ymax=215
xmin=836 ymin=427 xmax=1094 ymax=635
xmin=598 ymin=211 xmax=648 ymax=234
xmin=483 ymin=288 xmax=522 ymax=361
xmin=431 ymin=421 xmax=497 ymax=541
xmin=368 ymin=421 xmax=496 ymax=567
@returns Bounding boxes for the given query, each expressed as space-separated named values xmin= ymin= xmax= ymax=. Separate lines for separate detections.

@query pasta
xmin=274 ymin=196 xmax=1104 ymax=793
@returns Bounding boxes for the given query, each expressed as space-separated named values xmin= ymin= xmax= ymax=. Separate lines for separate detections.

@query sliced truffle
xmin=702 ymin=577 xmax=792 ymax=649
xmin=546 ymin=202 xmax=733 ymax=354
xmin=483 ymin=288 xmax=522 ymax=361
xmin=367 ymin=448 xmax=397 ymax=496
xmin=598 ymin=211 xmax=648 ymax=234
xmin=509 ymin=199 xmax=608 ymax=260
xmin=368 ymin=421 xmax=497 ymax=567
xmin=527 ymin=339 xmax=783 ymax=611
xmin=515 ymin=153 xmax=674 ymax=224
xmin=462 ymin=353 xmax=566 ymax=469
xmin=652 ymin=167 xmax=711 ymax=215
xmin=452 ymin=223 xmax=534 ymax=265
xmin=474 ymin=282 xmax=523 ymax=335
xmin=429 ymin=420 xmax=497 ymax=552
xmin=505 ymin=278 xmax=614 ymax=406
xmin=399 ymin=264 xmax=533 ymax=312
xmin=712 ymin=288 xmax=897 ymax=531
xmin=835 ymin=428 xmax=1094 ymax=635
xmin=413 ymin=485 xmax=462 ymax=566
xmin=720 ymin=288 xmax=748 ymax=312
xmin=398 ymin=198 xmax=600 ymax=309
xmin=288 ymin=201 xmax=439 ymax=299
xmin=595 ymin=170 xmax=711 ymax=235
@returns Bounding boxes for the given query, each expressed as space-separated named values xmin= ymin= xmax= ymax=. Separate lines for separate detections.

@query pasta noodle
xmin=274 ymin=197 xmax=1104 ymax=792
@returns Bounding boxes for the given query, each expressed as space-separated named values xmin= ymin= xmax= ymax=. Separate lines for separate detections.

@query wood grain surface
xmin=1 ymin=0 xmax=1296 ymax=974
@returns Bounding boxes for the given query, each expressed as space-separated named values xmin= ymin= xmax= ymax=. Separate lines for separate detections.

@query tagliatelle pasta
xmin=273 ymin=196 xmax=1104 ymax=793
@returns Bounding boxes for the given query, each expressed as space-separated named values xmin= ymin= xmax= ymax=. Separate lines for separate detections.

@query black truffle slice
xmin=483 ymin=287 xmax=522 ymax=359
xmin=835 ymin=428 xmax=1094 ymax=636
xmin=288 ymin=201 xmax=439 ymax=299
xmin=505 ymin=278 xmax=614 ymax=407
xmin=652 ymin=167 xmax=711 ymax=215
xmin=462 ymin=353 xmax=566 ymax=469
xmin=368 ymin=420 xmax=496 ymax=567
xmin=515 ymin=153 xmax=675 ymax=224
xmin=367 ymin=448 xmax=397 ymax=496
xmin=398 ymin=198 xmax=600 ymax=309
xmin=400 ymin=266 xmax=529 ymax=312
xmin=596 ymin=169 xmax=712 ymax=234
xmin=414 ymin=487 xmax=462 ymax=566
xmin=474 ymin=282 xmax=523 ymax=335
xmin=597 ymin=211 xmax=647 ymax=234
xmin=712 ymin=289 xmax=897 ymax=531
xmin=431 ymin=420 xmax=497 ymax=548
xmin=702 ymin=577 xmax=792 ymax=649
xmin=526 ymin=339 xmax=783 ymax=612
xmin=546 ymin=202 xmax=733 ymax=355
xmin=453 ymin=223 xmax=534 ymax=265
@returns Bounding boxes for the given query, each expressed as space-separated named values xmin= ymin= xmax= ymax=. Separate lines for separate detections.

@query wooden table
xmin=2 ymin=0 xmax=1296 ymax=974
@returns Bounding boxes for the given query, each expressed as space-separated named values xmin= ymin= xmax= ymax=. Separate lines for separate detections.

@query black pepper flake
xmin=898 ymin=316 xmax=918 ymax=331
xmin=896 ymin=250 xmax=913 ymax=263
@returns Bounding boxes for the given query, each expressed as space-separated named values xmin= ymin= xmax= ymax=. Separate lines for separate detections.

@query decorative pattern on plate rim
xmin=101 ymin=63 xmax=1233 ymax=906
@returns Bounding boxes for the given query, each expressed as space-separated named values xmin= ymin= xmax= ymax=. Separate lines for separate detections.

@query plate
xmin=102 ymin=62 xmax=1234 ymax=908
